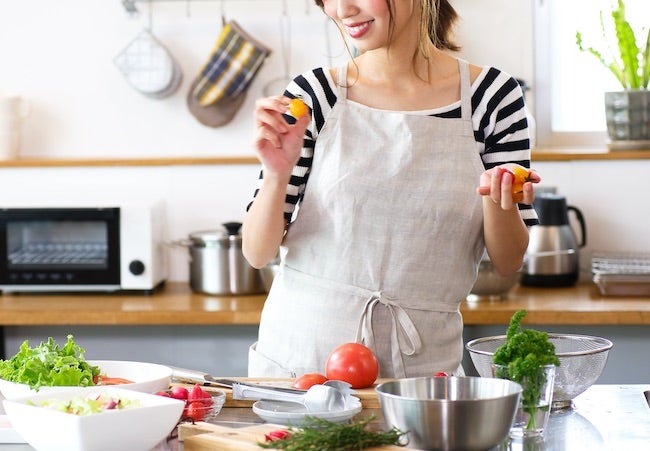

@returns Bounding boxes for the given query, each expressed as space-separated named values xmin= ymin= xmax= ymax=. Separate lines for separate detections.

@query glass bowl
xmin=159 ymin=387 xmax=226 ymax=423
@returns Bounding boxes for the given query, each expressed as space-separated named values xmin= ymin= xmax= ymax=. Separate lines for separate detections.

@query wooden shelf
xmin=0 ymin=148 xmax=650 ymax=168
xmin=532 ymin=147 xmax=650 ymax=161
xmin=0 ymin=156 xmax=260 ymax=168
xmin=0 ymin=148 xmax=649 ymax=168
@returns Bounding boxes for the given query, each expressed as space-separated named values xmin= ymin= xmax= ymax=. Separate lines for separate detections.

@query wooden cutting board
xmin=179 ymin=422 xmax=406 ymax=451
xmin=172 ymin=378 xmax=395 ymax=409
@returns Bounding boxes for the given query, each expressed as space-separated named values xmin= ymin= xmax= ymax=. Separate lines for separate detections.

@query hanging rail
xmin=121 ymin=0 xmax=277 ymax=14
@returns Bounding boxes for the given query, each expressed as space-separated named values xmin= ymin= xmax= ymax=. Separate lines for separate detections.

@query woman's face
xmin=321 ymin=0 xmax=418 ymax=53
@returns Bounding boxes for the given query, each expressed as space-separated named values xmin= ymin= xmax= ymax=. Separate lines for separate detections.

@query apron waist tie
xmin=355 ymin=291 xmax=422 ymax=378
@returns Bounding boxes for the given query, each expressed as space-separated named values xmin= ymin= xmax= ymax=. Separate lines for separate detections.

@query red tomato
xmin=325 ymin=342 xmax=379 ymax=389
xmin=292 ymin=373 xmax=328 ymax=389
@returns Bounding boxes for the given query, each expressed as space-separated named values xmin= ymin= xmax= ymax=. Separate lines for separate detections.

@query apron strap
xmin=355 ymin=292 xmax=423 ymax=378
xmin=337 ymin=65 xmax=348 ymax=99
xmin=457 ymin=59 xmax=472 ymax=121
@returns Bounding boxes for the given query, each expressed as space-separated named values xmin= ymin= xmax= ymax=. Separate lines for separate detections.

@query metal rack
xmin=121 ymin=0 xmax=275 ymax=14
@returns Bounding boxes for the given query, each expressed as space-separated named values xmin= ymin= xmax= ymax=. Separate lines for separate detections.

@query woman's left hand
xmin=476 ymin=165 xmax=541 ymax=208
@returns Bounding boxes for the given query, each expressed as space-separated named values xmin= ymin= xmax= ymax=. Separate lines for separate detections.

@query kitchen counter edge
xmin=1 ymin=282 xmax=649 ymax=326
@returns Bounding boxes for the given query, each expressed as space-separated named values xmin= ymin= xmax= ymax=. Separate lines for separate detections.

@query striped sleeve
xmin=467 ymin=67 xmax=538 ymax=226
xmin=247 ymin=68 xmax=336 ymax=223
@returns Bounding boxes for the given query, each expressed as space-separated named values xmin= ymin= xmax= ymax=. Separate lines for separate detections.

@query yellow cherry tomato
xmin=288 ymin=98 xmax=308 ymax=118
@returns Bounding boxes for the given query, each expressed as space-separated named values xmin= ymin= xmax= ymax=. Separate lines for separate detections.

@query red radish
xmin=170 ymin=386 xmax=189 ymax=400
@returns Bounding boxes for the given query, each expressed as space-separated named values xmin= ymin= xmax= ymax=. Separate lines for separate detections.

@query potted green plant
xmin=576 ymin=0 xmax=649 ymax=147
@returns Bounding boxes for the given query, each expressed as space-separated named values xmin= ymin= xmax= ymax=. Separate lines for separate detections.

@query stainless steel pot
xmin=175 ymin=222 xmax=265 ymax=295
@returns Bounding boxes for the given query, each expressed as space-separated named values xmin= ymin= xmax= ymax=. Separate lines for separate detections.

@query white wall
xmin=0 ymin=0 xmax=348 ymax=158
xmin=0 ymin=0 xmax=541 ymax=282
xmin=0 ymin=0 xmax=534 ymax=159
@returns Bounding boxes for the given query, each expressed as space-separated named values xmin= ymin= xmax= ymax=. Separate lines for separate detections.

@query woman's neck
xmin=344 ymin=49 xmax=462 ymax=111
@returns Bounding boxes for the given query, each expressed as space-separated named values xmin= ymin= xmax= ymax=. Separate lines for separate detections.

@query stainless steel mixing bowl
xmin=468 ymin=258 xmax=521 ymax=301
xmin=466 ymin=334 xmax=613 ymax=410
xmin=376 ymin=376 xmax=522 ymax=450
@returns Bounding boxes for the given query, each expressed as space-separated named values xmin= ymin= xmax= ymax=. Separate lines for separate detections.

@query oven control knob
xmin=129 ymin=260 xmax=146 ymax=276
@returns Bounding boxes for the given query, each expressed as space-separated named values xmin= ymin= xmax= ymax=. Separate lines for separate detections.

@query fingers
xmin=255 ymin=96 xmax=290 ymax=134
xmin=254 ymin=96 xmax=294 ymax=151
xmin=477 ymin=167 xmax=531 ymax=208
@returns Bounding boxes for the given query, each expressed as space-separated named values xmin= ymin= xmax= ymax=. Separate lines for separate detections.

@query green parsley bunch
xmin=493 ymin=310 xmax=559 ymax=431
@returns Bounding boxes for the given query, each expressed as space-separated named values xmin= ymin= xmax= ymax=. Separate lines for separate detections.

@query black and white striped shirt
xmin=249 ymin=65 xmax=538 ymax=226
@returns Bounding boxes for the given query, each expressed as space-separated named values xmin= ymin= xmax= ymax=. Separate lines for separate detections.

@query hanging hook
xmin=220 ymin=0 xmax=226 ymax=26
xmin=146 ymin=0 xmax=154 ymax=31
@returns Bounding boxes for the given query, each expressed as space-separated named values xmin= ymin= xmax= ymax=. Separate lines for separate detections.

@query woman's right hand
xmin=253 ymin=96 xmax=311 ymax=178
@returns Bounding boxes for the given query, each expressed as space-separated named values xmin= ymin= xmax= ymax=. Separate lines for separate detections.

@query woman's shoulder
xmin=287 ymin=67 xmax=338 ymax=99
xmin=469 ymin=64 xmax=523 ymax=96
xmin=285 ymin=67 xmax=339 ymax=130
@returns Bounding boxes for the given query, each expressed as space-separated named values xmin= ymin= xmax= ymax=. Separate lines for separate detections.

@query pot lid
xmin=188 ymin=222 xmax=242 ymax=246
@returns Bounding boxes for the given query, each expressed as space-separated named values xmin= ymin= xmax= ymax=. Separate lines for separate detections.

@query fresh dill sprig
xmin=258 ymin=415 xmax=407 ymax=450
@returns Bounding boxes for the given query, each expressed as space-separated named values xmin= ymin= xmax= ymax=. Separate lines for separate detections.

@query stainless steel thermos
xmin=521 ymin=194 xmax=586 ymax=287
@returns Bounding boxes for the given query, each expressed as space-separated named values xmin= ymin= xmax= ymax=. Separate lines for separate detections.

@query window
xmin=534 ymin=0 xmax=649 ymax=147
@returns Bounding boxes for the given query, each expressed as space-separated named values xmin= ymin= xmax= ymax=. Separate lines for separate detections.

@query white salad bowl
xmin=0 ymin=360 xmax=172 ymax=400
xmin=2 ymin=386 xmax=184 ymax=451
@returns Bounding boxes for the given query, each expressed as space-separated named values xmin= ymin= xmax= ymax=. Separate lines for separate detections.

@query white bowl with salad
xmin=0 ymin=336 xmax=172 ymax=399
xmin=2 ymin=386 xmax=184 ymax=451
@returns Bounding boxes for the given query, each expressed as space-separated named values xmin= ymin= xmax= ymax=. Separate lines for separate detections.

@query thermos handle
xmin=567 ymin=206 xmax=587 ymax=247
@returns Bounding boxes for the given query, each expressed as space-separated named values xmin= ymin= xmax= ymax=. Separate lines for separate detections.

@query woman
xmin=242 ymin=0 xmax=540 ymax=378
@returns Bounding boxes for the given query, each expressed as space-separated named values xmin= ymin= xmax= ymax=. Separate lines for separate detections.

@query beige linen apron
xmin=249 ymin=59 xmax=485 ymax=378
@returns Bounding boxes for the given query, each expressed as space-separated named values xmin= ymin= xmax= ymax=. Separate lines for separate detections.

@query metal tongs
xmin=170 ymin=366 xmax=306 ymax=394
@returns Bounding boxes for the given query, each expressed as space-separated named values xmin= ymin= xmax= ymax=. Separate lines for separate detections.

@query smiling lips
xmin=345 ymin=21 xmax=372 ymax=39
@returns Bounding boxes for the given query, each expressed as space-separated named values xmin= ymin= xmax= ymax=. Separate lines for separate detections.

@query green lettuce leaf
xmin=0 ymin=335 xmax=100 ymax=391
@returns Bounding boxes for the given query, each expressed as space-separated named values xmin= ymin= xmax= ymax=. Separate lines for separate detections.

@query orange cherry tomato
xmin=504 ymin=167 xmax=532 ymax=202
xmin=508 ymin=167 xmax=532 ymax=194
xmin=288 ymin=98 xmax=308 ymax=118
xmin=292 ymin=373 xmax=328 ymax=389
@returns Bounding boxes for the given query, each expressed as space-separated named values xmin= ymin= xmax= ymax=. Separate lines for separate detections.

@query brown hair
xmin=422 ymin=0 xmax=460 ymax=53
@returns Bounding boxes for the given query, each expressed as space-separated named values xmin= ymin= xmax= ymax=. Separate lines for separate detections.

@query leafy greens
xmin=0 ymin=335 xmax=100 ymax=391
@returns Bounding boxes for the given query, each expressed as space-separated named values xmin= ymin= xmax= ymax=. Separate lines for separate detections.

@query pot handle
xmin=167 ymin=238 xmax=193 ymax=248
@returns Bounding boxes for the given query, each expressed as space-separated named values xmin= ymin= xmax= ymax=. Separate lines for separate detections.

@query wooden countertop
xmin=0 ymin=283 xmax=266 ymax=326
xmin=1 ymin=282 xmax=649 ymax=326
xmin=462 ymin=283 xmax=650 ymax=325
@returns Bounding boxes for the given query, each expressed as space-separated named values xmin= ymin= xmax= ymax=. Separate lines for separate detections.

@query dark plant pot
xmin=604 ymin=90 xmax=650 ymax=147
